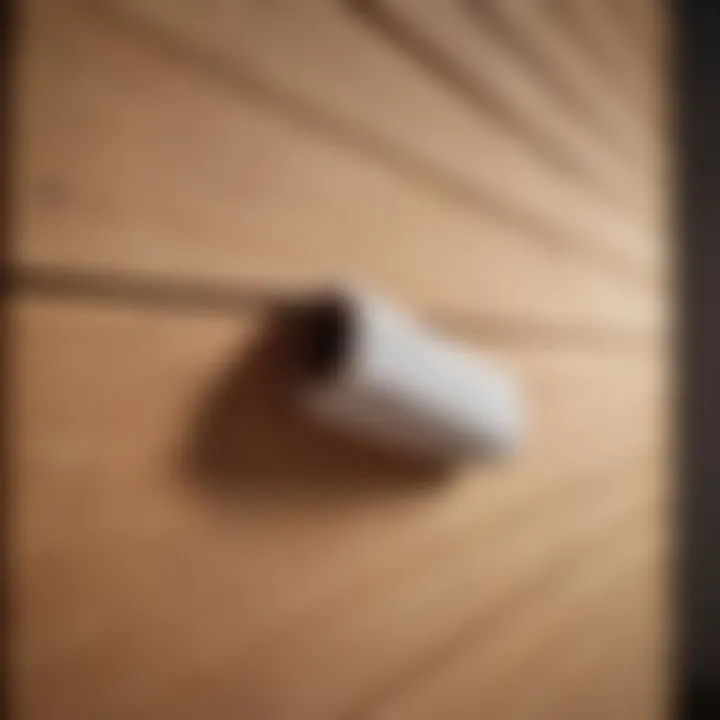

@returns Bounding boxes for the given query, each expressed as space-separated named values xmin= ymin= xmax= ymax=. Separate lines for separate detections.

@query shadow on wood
xmin=184 ymin=308 xmax=452 ymax=509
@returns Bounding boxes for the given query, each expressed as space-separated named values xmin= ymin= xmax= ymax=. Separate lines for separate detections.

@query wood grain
xmin=12 ymin=0 xmax=670 ymax=717
xmin=483 ymin=0 xmax=662 ymax=168
xmin=13 ymin=296 xmax=665 ymax=720
xmin=16 ymin=0 xmax=663 ymax=338
xmin=359 ymin=515 xmax=663 ymax=720
xmin=58 ymin=0 xmax=664 ymax=274
xmin=504 ymin=544 xmax=667 ymax=720
xmin=380 ymin=0 xmax=656 ymax=215
xmin=553 ymin=0 xmax=660 ymax=119
xmin=534 ymin=552 xmax=668 ymax=720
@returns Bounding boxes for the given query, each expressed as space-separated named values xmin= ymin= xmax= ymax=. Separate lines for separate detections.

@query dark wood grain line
xmin=89 ymin=0 xmax=657 ymax=284
xmin=345 ymin=494 xmax=657 ymax=720
xmin=241 ymin=448 xmax=659 ymax=688
xmin=14 ymin=265 xmax=659 ymax=350
xmin=465 ymin=0 xmax=639 ymax=157
xmin=349 ymin=0 xmax=637 ymax=206
xmin=549 ymin=0 xmax=653 ymax=109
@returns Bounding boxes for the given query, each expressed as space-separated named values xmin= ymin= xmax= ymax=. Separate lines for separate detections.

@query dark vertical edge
xmin=1 ymin=0 xmax=15 ymax=717
xmin=680 ymin=0 xmax=720 ymax=717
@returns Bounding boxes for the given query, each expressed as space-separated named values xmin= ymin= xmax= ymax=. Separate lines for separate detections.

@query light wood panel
xmin=533 ymin=554 xmax=668 ymax=720
xmin=482 ymin=0 xmax=660 ymax=165
xmin=19 ymin=0 xmax=664 ymax=276
xmin=554 ymin=0 xmax=659 ymax=117
xmin=359 ymin=514 xmax=662 ymax=720
xmin=13 ymin=296 xmax=663 ymax=720
xmin=610 ymin=0 xmax=667 ymax=72
xmin=16 ymin=0 xmax=663 ymax=337
xmin=504 ymin=545 xmax=666 ymax=720
xmin=13 ymin=0 xmax=670 ymax=717
xmin=16 ymin=0 xmax=663 ymax=339
xmin=493 ymin=551 xmax=666 ymax=720
xmin=380 ymin=0 xmax=655 ymax=215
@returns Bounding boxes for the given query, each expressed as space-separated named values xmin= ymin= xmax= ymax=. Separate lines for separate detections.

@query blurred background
xmin=11 ymin=0 xmax=675 ymax=719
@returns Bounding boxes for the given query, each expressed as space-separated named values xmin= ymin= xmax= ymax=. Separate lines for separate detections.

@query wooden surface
xmin=13 ymin=0 xmax=670 ymax=718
